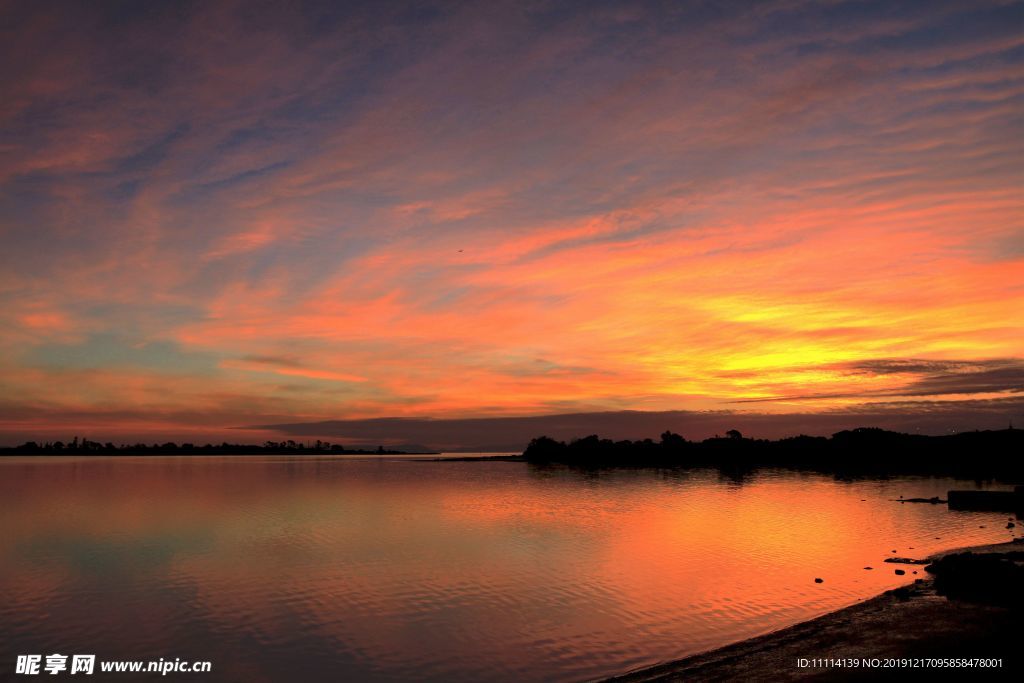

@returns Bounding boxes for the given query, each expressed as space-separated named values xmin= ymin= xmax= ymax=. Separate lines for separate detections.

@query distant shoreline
xmin=0 ymin=442 xmax=435 ymax=456
xmin=603 ymin=538 xmax=1023 ymax=682
xmin=415 ymin=454 xmax=525 ymax=462
xmin=6 ymin=427 xmax=1024 ymax=483
xmin=523 ymin=427 xmax=1024 ymax=479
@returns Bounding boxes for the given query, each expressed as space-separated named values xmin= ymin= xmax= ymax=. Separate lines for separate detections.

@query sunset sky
xmin=1 ymin=0 xmax=1022 ymax=447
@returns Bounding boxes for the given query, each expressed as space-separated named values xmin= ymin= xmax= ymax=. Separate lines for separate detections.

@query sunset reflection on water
xmin=1 ymin=456 xmax=1016 ymax=682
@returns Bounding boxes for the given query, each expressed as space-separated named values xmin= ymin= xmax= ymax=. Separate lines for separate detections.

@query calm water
xmin=1 ymin=456 xmax=1018 ymax=682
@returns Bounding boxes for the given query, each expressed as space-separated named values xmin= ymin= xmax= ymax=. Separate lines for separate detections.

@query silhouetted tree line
xmin=1 ymin=437 xmax=405 ymax=456
xmin=522 ymin=427 xmax=1024 ymax=478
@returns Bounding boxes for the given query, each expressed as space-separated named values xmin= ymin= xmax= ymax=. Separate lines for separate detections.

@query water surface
xmin=1 ymin=456 xmax=1017 ymax=681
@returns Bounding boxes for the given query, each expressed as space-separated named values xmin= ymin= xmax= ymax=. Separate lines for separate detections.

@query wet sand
xmin=605 ymin=539 xmax=1022 ymax=681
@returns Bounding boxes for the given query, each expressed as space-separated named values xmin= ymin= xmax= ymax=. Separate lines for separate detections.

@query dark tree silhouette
xmin=521 ymin=428 xmax=1024 ymax=479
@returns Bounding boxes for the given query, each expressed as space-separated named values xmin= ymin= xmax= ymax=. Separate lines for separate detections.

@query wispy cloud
xmin=732 ymin=358 xmax=1024 ymax=403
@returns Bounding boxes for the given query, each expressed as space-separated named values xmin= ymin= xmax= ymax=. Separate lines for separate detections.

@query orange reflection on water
xmin=0 ymin=457 xmax=1017 ymax=682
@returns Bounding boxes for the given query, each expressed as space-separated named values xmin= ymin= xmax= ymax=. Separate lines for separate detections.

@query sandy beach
xmin=605 ymin=539 xmax=1023 ymax=681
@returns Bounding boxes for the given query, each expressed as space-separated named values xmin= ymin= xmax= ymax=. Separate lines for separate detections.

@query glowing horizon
xmin=1 ymin=1 xmax=1022 ymax=444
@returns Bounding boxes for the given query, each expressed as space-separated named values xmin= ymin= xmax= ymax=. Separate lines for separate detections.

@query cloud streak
xmin=732 ymin=358 xmax=1024 ymax=403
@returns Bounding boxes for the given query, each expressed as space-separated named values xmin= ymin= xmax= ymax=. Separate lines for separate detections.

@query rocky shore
xmin=604 ymin=539 xmax=1023 ymax=682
